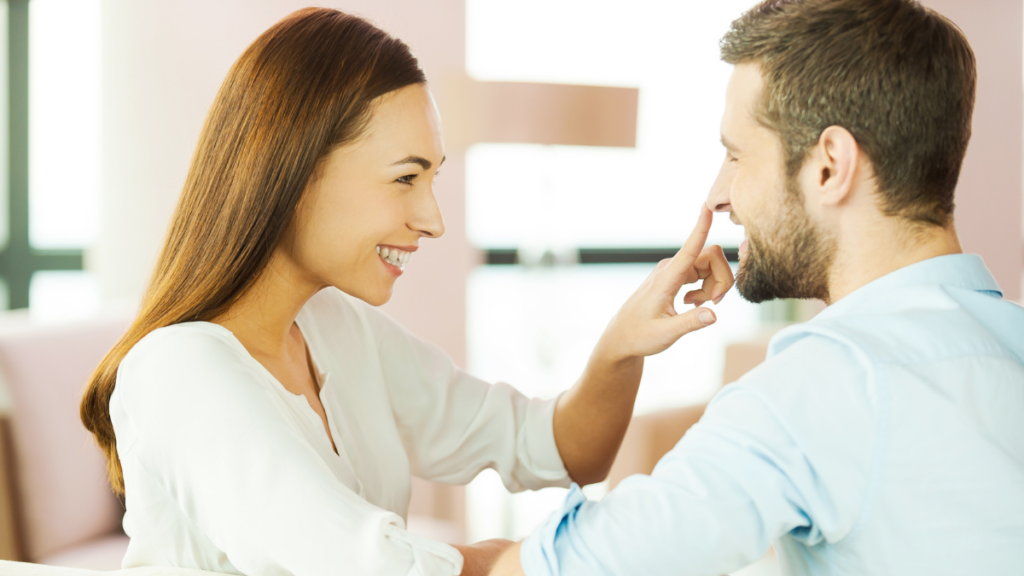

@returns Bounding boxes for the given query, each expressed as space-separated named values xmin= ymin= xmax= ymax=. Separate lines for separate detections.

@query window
xmin=1 ymin=0 xmax=101 ymax=317
xmin=29 ymin=0 xmax=101 ymax=251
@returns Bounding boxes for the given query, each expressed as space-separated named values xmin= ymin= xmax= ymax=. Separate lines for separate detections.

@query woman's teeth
xmin=376 ymin=246 xmax=412 ymax=268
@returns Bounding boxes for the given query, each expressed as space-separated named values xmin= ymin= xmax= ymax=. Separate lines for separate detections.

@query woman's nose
xmin=410 ymin=188 xmax=445 ymax=239
xmin=706 ymin=159 xmax=734 ymax=213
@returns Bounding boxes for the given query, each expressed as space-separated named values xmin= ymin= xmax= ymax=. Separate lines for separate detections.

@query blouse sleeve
xmin=113 ymin=327 xmax=463 ymax=576
xmin=357 ymin=299 xmax=571 ymax=492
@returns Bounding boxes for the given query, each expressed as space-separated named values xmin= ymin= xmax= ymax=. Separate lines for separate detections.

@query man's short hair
xmin=720 ymin=0 xmax=976 ymax=226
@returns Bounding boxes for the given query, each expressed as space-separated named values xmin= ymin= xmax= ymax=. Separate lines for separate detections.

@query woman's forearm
xmin=552 ymin=346 xmax=644 ymax=485
xmin=548 ymin=206 xmax=732 ymax=485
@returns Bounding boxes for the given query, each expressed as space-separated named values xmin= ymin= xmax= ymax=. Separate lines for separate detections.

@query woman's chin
xmin=352 ymin=285 xmax=394 ymax=307
xmin=330 ymin=275 xmax=397 ymax=307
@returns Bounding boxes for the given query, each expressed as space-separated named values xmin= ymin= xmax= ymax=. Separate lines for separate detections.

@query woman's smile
xmin=376 ymin=244 xmax=417 ymax=275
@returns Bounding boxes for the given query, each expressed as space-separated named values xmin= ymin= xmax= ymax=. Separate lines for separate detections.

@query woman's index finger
xmin=668 ymin=204 xmax=714 ymax=273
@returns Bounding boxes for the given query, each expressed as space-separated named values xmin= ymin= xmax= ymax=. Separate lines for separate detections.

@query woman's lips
xmin=380 ymin=257 xmax=404 ymax=277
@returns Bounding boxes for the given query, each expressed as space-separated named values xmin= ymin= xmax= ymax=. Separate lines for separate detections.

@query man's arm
xmin=481 ymin=335 xmax=874 ymax=576
xmin=487 ymin=393 xmax=802 ymax=576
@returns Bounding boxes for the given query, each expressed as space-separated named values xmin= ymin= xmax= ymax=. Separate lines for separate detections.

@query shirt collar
xmin=814 ymin=253 xmax=1003 ymax=321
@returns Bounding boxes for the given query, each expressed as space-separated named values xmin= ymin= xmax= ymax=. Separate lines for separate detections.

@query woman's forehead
xmin=358 ymin=85 xmax=444 ymax=163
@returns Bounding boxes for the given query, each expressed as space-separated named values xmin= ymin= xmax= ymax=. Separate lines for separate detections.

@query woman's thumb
xmin=676 ymin=306 xmax=716 ymax=336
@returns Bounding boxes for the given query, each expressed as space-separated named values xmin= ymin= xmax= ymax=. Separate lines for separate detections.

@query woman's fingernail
xmin=699 ymin=310 xmax=715 ymax=325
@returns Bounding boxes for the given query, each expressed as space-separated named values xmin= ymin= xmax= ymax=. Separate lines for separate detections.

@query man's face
xmin=706 ymin=63 xmax=835 ymax=303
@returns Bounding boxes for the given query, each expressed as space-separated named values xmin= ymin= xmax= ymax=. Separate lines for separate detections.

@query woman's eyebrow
xmin=391 ymin=155 xmax=446 ymax=170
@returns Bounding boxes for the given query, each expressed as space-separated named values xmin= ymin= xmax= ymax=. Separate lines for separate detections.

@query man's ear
xmin=806 ymin=125 xmax=860 ymax=207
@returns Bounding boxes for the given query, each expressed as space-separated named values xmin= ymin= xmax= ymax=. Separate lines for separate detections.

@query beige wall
xmin=923 ymin=0 xmax=1023 ymax=301
xmin=92 ymin=0 xmax=472 ymax=363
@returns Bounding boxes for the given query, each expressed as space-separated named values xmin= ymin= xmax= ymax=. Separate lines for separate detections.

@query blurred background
xmin=0 ymin=0 xmax=1019 ymax=573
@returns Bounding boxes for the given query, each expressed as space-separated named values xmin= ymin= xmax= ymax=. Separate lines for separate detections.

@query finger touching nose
xmin=706 ymin=160 xmax=734 ymax=212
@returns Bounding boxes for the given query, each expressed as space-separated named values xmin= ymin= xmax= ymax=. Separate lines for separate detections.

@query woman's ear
xmin=806 ymin=125 xmax=860 ymax=207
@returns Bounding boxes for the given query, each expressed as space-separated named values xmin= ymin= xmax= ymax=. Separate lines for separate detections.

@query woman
xmin=80 ymin=7 xmax=732 ymax=576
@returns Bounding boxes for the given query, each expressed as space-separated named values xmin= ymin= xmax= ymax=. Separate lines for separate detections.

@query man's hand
xmin=454 ymin=539 xmax=517 ymax=576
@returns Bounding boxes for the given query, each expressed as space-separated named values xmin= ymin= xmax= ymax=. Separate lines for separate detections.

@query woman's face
xmin=284 ymin=83 xmax=446 ymax=306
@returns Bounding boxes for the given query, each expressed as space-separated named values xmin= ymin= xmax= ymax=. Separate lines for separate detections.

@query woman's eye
xmin=727 ymin=154 xmax=738 ymax=163
xmin=396 ymin=174 xmax=418 ymax=185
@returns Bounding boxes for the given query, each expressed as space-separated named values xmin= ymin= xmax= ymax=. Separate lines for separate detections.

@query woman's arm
xmin=363 ymin=206 xmax=729 ymax=491
xmin=552 ymin=205 xmax=733 ymax=485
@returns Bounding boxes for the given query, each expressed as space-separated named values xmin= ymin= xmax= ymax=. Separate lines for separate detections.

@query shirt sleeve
xmin=519 ymin=334 xmax=876 ymax=576
xmin=358 ymin=299 xmax=570 ymax=492
xmin=114 ymin=327 xmax=463 ymax=576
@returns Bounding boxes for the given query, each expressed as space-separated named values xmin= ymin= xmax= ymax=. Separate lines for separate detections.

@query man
xmin=475 ymin=0 xmax=1024 ymax=574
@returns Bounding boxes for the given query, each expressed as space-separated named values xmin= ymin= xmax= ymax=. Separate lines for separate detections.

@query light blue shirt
xmin=521 ymin=254 xmax=1024 ymax=575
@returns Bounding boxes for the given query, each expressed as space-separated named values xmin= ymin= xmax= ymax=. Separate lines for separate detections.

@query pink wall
xmin=922 ymin=0 xmax=1023 ymax=301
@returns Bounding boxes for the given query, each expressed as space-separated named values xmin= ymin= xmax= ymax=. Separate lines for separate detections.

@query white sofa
xmin=0 ymin=312 xmax=132 ymax=569
xmin=0 ymin=561 xmax=226 ymax=576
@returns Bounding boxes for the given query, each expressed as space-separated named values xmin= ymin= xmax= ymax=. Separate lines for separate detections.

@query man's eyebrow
xmin=391 ymin=155 xmax=446 ymax=170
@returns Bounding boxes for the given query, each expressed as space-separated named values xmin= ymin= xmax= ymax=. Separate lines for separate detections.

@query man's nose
xmin=705 ymin=159 xmax=733 ymax=213
xmin=410 ymin=188 xmax=446 ymax=239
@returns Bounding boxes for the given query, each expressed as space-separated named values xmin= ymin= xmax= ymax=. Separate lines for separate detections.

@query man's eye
xmin=727 ymin=153 xmax=738 ymax=163
xmin=396 ymin=174 xmax=417 ymax=184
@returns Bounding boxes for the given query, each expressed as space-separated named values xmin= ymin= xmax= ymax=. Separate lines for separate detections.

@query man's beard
xmin=735 ymin=179 xmax=836 ymax=304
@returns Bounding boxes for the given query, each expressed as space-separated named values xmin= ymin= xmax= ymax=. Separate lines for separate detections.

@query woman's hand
xmin=552 ymin=205 xmax=733 ymax=486
xmin=594 ymin=204 xmax=733 ymax=364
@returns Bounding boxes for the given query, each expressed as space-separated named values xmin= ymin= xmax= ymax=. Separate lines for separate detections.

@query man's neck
xmin=826 ymin=218 xmax=963 ymax=305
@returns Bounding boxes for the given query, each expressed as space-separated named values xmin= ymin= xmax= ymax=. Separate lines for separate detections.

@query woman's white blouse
xmin=110 ymin=288 xmax=571 ymax=575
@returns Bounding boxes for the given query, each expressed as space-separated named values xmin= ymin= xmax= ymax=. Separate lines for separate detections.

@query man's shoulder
xmin=702 ymin=332 xmax=878 ymax=501
xmin=732 ymin=331 xmax=871 ymax=406
xmin=779 ymin=285 xmax=1024 ymax=368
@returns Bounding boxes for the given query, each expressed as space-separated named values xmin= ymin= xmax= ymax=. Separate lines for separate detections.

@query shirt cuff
xmin=519 ymin=484 xmax=588 ymax=576
xmin=384 ymin=523 xmax=463 ymax=576
xmin=518 ymin=392 xmax=572 ymax=486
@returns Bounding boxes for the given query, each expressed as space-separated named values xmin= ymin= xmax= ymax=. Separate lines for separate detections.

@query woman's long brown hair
xmin=81 ymin=8 xmax=426 ymax=495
